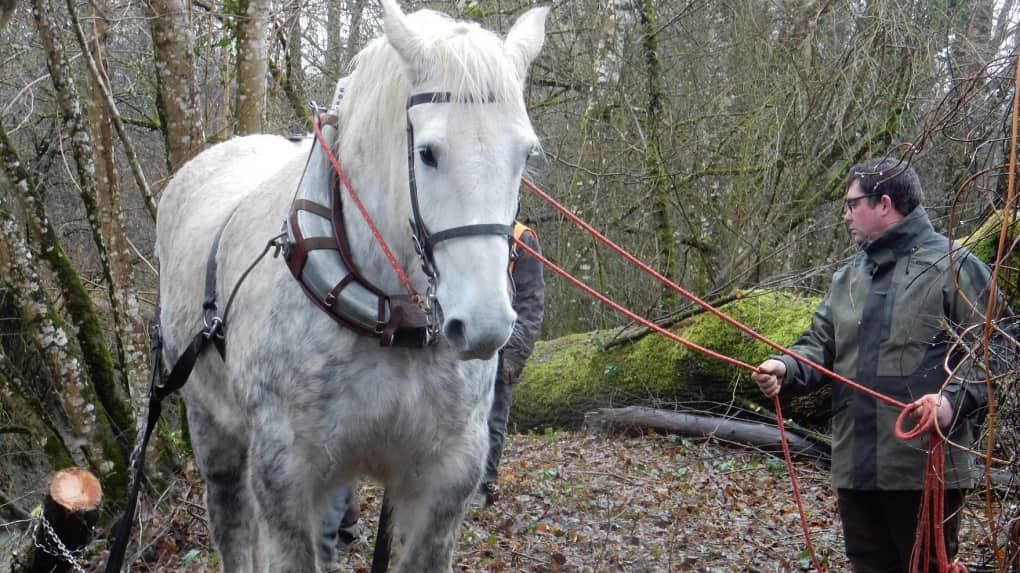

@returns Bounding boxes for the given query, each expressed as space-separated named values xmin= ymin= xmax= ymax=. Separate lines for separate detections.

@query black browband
xmin=404 ymin=91 xmax=512 ymax=279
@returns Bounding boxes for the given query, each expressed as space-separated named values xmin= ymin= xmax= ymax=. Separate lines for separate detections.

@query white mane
xmin=339 ymin=9 xmax=529 ymax=144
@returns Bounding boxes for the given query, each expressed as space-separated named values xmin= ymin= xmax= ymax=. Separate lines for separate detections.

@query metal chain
xmin=33 ymin=514 xmax=88 ymax=573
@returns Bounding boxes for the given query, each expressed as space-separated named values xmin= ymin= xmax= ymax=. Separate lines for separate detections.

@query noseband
xmin=404 ymin=91 xmax=513 ymax=281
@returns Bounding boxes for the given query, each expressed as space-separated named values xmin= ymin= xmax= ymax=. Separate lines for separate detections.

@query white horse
xmin=155 ymin=1 xmax=548 ymax=570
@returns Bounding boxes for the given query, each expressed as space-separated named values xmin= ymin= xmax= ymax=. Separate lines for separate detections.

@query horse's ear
xmin=381 ymin=0 xmax=429 ymax=82
xmin=504 ymin=6 xmax=549 ymax=82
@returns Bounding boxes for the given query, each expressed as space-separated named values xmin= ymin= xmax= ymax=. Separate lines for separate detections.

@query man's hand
xmin=752 ymin=359 xmax=787 ymax=398
xmin=906 ymin=394 xmax=954 ymax=430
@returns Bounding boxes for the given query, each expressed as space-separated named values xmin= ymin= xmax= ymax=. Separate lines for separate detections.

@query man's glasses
xmin=845 ymin=193 xmax=882 ymax=212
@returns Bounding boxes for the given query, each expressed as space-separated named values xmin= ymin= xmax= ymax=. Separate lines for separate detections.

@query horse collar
xmin=283 ymin=114 xmax=432 ymax=348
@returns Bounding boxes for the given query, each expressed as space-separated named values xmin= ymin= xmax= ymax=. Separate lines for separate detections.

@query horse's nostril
xmin=444 ymin=318 xmax=467 ymax=347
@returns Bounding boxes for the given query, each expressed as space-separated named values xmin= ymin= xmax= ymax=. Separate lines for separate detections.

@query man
xmin=319 ymin=221 xmax=545 ymax=562
xmin=474 ymin=220 xmax=545 ymax=507
xmin=752 ymin=157 xmax=1000 ymax=572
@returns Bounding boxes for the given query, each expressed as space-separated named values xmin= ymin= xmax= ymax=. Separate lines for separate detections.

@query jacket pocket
xmin=876 ymin=263 xmax=945 ymax=378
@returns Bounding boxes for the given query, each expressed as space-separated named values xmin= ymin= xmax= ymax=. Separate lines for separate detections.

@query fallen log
xmin=26 ymin=468 xmax=102 ymax=573
xmin=584 ymin=406 xmax=830 ymax=466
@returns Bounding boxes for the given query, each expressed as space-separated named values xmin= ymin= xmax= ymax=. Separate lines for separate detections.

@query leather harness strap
xmin=404 ymin=92 xmax=512 ymax=281
xmin=104 ymin=229 xmax=286 ymax=573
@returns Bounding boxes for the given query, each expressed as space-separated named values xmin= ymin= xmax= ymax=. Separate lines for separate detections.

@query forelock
xmin=342 ymin=9 xmax=527 ymax=129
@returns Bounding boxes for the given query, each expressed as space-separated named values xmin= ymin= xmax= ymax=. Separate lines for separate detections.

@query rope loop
xmin=894 ymin=398 xmax=937 ymax=441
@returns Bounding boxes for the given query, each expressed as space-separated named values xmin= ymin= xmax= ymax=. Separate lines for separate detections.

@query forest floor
xmin=5 ymin=430 xmax=1006 ymax=572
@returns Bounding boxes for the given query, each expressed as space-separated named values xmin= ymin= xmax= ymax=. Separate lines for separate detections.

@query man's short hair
xmin=846 ymin=157 xmax=924 ymax=216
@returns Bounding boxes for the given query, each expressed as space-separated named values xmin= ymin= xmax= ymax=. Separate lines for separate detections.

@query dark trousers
xmin=836 ymin=489 xmax=964 ymax=573
xmin=483 ymin=363 xmax=512 ymax=484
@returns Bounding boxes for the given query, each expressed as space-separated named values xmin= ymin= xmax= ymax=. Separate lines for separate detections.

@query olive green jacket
xmin=777 ymin=207 xmax=998 ymax=490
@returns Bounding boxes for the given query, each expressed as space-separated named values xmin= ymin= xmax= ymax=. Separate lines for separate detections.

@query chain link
xmin=32 ymin=514 xmax=88 ymax=573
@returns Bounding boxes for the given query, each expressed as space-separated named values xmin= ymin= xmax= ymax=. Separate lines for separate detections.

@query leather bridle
xmin=404 ymin=91 xmax=514 ymax=284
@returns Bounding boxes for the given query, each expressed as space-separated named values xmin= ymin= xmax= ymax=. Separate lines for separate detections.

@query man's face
xmin=843 ymin=180 xmax=887 ymax=246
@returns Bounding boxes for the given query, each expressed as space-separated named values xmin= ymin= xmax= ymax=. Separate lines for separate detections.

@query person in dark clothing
xmin=475 ymin=221 xmax=545 ymax=507
xmin=752 ymin=157 xmax=1003 ymax=572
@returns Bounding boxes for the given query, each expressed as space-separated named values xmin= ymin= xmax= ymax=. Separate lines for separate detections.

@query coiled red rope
xmin=895 ymin=402 xmax=970 ymax=573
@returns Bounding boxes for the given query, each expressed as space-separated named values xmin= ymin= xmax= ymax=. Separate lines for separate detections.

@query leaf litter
xmin=104 ymin=430 xmax=998 ymax=572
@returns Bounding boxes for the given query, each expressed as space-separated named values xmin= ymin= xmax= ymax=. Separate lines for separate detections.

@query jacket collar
xmin=862 ymin=207 xmax=934 ymax=267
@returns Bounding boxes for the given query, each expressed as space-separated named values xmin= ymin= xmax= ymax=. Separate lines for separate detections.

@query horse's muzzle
xmin=442 ymin=311 xmax=515 ymax=360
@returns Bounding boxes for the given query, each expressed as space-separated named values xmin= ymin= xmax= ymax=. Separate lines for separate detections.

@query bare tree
xmin=235 ymin=0 xmax=270 ymax=134
xmin=145 ymin=0 xmax=206 ymax=173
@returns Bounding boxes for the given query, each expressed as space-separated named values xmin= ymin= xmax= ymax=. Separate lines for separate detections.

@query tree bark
xmin=510 ymin=290 xmax=830 ymax=432
xmin=144 ymin=0 xmax=205 ymax=173
xmin=555 ymin=0 xmax=632 ymax=332
xmin=635 ymin=0 xmax=676 ymax=305
xmin=0 ymin=0 xmax=14 ymax=29
xmin=29 ymin=0 xmax=136 ymax=454
xmin=0 ymin=116 xmax=128 ymax=497
xmin=82 ymin=0 xmax=149 ymax=402
xmin=1008 ymin=516 xmax=1019 ymax=573
xmin=343 ymin=0 xmax=367 ymax=69
xmin=235 ymin=0 xmax=270 ymax=134
xmin=585 ymin=406 xmax=830 ymax=464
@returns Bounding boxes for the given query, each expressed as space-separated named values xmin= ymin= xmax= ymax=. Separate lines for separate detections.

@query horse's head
xmin=347 ymin=0 xmax=548 ymax=359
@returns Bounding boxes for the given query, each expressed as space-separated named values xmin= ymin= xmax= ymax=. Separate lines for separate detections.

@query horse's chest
xmin=303 ymin=353 xmax=491 ymax=434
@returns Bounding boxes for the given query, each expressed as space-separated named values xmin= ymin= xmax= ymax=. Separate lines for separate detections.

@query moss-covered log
xmin=960 ymin=209 xmax=1020 ymax=311
xmin=511 ymin=290 xmax=830 ymax=432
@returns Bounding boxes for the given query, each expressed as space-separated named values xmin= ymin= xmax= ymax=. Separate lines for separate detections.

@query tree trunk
xmin=636 ymin=0 xmax=676 ymax=306
xmin=82 ymin=0 xmax=149 ymax=402
xmin=344 ymin=0 xmax=367 ymax=69
xmin=0 ymin=0 xmax=14 ymax=29
xmin=511 ymin=290 xmax=830 ymax=432
xmin=0 ymin=210 xmax=103 ymax=471
xmin=1008 ymin=516 xmax=1020 ymax=573
xmin=25 ymin=469 xmax=102 ymax=573
xmin=326 ymin=0 xmax=342 ymax=85
xmin=0 ymin=110 xmax=128 ymax=498
xmin=145 ymin=0 xmax=205 ymax=173
xmin=584 ymin=406 xmax=829 ymax=464
xmin=235 ymin=0 xmax=270 ymax=134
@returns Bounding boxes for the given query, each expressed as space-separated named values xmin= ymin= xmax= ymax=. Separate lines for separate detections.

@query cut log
xmin=28 ymin=468 xmax=102 ymax=573
xmin=584 ymin=406 xmax=830 ymax=466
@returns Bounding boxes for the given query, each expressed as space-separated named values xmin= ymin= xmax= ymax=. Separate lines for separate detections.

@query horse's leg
xmin=390 ymin=462 xmax=481 ymax=572
xmin=248 ymin=414 xmax=319 ymax=573
xmin=187 ymin=399 xmax=255 ymax=573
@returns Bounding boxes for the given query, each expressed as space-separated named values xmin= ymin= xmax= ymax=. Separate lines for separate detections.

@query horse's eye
xmin=419 ymin=146 xmax=438 ymax=168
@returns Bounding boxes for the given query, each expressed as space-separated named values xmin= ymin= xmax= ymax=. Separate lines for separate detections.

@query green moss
xmin=512 ymin=290 xmax=820 ymax=431
xmin=42 ymin=433 xmax=75 ymax=470
xmin=960 ymin=210 xmax=1020 ymax=310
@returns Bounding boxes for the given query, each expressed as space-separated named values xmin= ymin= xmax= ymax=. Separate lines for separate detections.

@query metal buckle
xmin=202 ymin=313 xmax=224 ymax=339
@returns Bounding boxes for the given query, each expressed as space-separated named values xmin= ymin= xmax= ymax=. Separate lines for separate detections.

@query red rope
xmin=512 ymin=237 xmax=826 ymax=570
xmin=895 ymin=405 xmax=970 ymax=573
xmin=774 ymin=397 xmax=826 ymax=572
xmin=521 ymin=178 xmax=907 ymax=409
xmin=313 ymin=115 xmax=420 ymax=302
